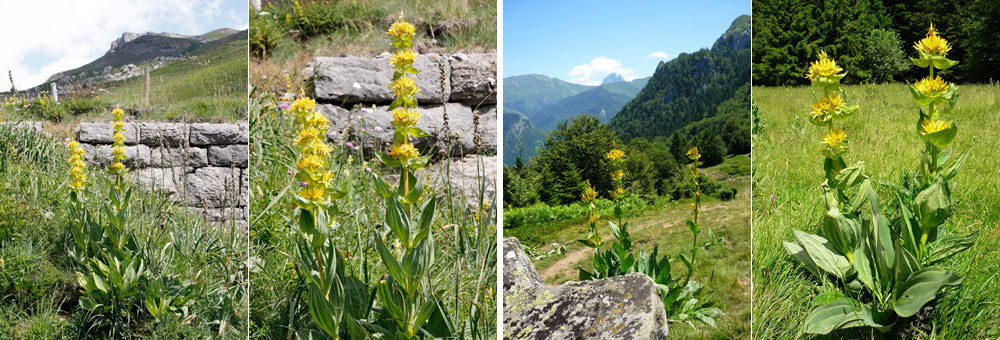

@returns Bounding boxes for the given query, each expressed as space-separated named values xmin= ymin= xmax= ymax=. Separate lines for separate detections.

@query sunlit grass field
xmin=752 ymin=84 xmax=1000 ymax=339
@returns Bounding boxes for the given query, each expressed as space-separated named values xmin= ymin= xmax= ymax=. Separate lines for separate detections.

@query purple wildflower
xmin=278 ymin=102 xmax=290 ymax=109
xmin=299 ymin=181 xmax=308 ymax=187
xmin=769 ymin=194 xmax=775 ymax=201
xmin=374 ymin=126 xmax=383 ymax=132
xmin=345 ymin=142 xmax=354 ymax=148
xmin=438 ymin=148 xmax=446 ymax=154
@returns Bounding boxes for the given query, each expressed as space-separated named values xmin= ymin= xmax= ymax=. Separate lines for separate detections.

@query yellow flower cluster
xmin=809 ymin=94 xmax=845 ymax=124
xmin=821 ymin=129 xmax=848 ymax=158
xmin=387 ymin=20 xmax=415 ymax=42
xmin=109 ymin=108 xmax=127 ymax=175
xmin=920 ymin=117 xmax=951 ymax=135
xmin=914 ymin=76 xmax=949 ymax=98
xmin=389 ymin=142 xmax=419 ymax=163
xmin=389 ymin=49 xmax=417 ymax=68
xmin=686 ymin=147 xmax=701 ymax=161
xmin=391 ymin=108 xmax=421 ymax=127
xmin=385 ymin=16 xmax=424 ymax=167
xmin=67 ymin=141 xmax=87 ymax=191
xmin=290 ymin=97 xmax=334 ymax=204
xmin=606 ymin=148 xmax=626 ymax=199
xmin=606 ymin=149 xmax=625 ymax=161
xmin=390 ymin=77 xmax=420 ymax=98
xmin=914 ymin=23 xmax=952 ymax=56
xmin=805 ymin=50 xmax=844 ymax=81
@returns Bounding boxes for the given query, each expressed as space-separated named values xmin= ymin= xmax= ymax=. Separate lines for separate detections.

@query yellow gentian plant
xmin=784 ymin=27 xmax=974 ymax=335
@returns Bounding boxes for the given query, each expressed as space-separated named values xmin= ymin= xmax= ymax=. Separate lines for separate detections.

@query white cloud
xmin=646 ymin=51 xmax=670 ymax=59
xmin=0 ymin=0 xmax=247 ymax=89
xmin=568 ymin=56 xmax=635 ymax=85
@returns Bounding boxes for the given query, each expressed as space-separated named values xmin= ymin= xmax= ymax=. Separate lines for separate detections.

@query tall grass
xmin=248 ymin=89 xmax=497 ymax=339
xmin=0 ymin=125 xmax=248 ymax=339
xmin=752 ymin=84 xmax=1000 ymax=339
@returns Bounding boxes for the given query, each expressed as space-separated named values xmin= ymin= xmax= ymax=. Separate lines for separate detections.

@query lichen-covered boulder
xmin=503 ymin=238 xmax=668 ymax=340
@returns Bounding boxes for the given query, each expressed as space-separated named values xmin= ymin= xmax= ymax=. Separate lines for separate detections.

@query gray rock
xmin=144 ymin=146 xmax=208 ymax=168
xmin=426 ymin=155 xmax=496 ymax=209
xmin=81 ymin=144 xmax=150 ymax=167
xmin=208 ymin=145 xmax=249 ymax=167
xmin=139 ymin=122 xmax=187 ymax=146
xmin=77 ymin=122 xmax=139 ymax=145
xmin=449 ymin=53 xmax=496 ymax=104
xmin=318 ymin=102 xmax=496 ymax=156
xmin=313 ymin=54 xmax=450 ymax=104
xmin=185 ymin=167 xmax=243 ymax=208
xmin=189 ymin=123 xmax=247 ymax=145
xmin=128 ymin=167 xmax=186 ymax=200
xmin=503 ymin=238 xmax=668 ymax=340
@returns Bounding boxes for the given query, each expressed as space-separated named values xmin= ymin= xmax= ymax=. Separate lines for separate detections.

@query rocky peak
xmin=109 ymin=32 xmax=146 ymax=54
xmin=603 ymin=73 xmax=625 ymax=84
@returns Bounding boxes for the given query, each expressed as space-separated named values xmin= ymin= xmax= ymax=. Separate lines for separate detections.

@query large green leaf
xmin=803 ymin=298 xmax=868 ymax=334
xmin=926 ymin=233 xmax=977 ymax=265
xmin=784 ymin=241 xmax=821 ymax=279
xmin=792 ymin=229 xmax=852 ymax=279
xmin=385 ymin=196 xmax=412 ymax=248
xmin=374 ymin=234 xmax=407 ymax=290
xmin=914 ymin=177 xmax=951 ymax=235
xmin=893 ymin=267 xmax=963 ymax=317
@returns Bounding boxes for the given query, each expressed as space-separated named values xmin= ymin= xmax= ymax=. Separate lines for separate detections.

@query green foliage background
xmin=753 ymin=0 xmax=1000 ymax=85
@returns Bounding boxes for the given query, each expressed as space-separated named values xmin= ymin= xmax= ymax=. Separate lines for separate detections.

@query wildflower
xmin=913 ymin=76 xmax=949 ymax=98
xmin=581 ymin=182 xmax=597 ymax=201
xmin=914 ymin=23 xmax=952 ymax=56
xmin=611 ymin=170 xmax=624 ymax=181
xmin=279 ymin=102 xmax=290 ymax=110
xmin=387 ymin=20 xmax=415 ymax=42
xmin=587 ymin=211 xmax=600 ymax=223
xmin=389 ymin=49 xmax=417 ymax=68
xmin=821 ymin=128 xmax=849 ymax=158
xmin=805 ymin=50 xmax=844 ymax=81
xmin=289 ymin=97 xmax=316 ymax=114
xmin=920 ymin=117 xmax=951 ymax=134
xmin=375 ymin=126 xmax=384 ymax=132
xmin=610 ymin=187 xmax=625 ymax=198
xmin=438 ymin=148 xmax=446 ymax=154
xmin=389 ymin=142 xmax=419 ymax=162
xmin=390 ymin=77 xmax=420 ymax=97
xmin=66 ymin=141 xmax=87 ymax=191
xmin=606 ymin=149 xmax=625 ymax=161
xmin=391 ymin=108 xmax=421 ymax=127
xmin=110 ymin=107 xmax=128 ymax=175
xmin=345 ymin=141 xmax=354 ymax=148
xmin=686 ymin=147 xmax=701 ymax=161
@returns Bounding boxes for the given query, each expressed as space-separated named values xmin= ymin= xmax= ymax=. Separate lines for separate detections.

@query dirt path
xmin=538 ymin=203 xmax=728 ymax=283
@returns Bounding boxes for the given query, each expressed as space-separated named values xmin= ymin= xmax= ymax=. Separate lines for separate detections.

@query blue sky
xmin=503 ymin=0 xmax=750 ymax=85
xmin=1 ymin=0 xmax=248 ymax=89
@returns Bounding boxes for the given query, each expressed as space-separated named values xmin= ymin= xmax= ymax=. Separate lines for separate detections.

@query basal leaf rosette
xmin=806 ymin=50 xmax=847 ymax=90
xmin=909 ymin=76 xmax=957 ymax=107
xmin=911 ymin=23 xmax=958 ymax=70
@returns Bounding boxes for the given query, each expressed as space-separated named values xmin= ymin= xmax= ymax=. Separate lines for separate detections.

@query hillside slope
xmin=610 ymin=15 xmax=750 ymax=140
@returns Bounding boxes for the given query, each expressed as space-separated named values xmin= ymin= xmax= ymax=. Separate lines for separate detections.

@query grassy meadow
xmin=0 ymin=123 xmax=247 ymax=338
xmin=503 ymin=154 xmax=751 ymax=339
xmin=752 ymin=84 xmax=1000 ymax=339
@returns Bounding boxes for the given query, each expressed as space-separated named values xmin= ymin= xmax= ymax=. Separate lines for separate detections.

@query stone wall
xmin=75 ymin=122 xmax=249 ymax=226
xmin=308 ymin=52 xmax=497 ymax=206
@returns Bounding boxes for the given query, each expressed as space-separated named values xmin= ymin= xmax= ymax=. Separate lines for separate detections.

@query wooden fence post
xmin=51 ymin=82 xmax=58 ymax=102
xmin=143 ymin=68 xmax=150 ymax=106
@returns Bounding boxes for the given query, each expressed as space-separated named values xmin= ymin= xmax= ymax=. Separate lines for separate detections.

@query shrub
xmin=862 ymin=29 xmax=909 ymax=83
